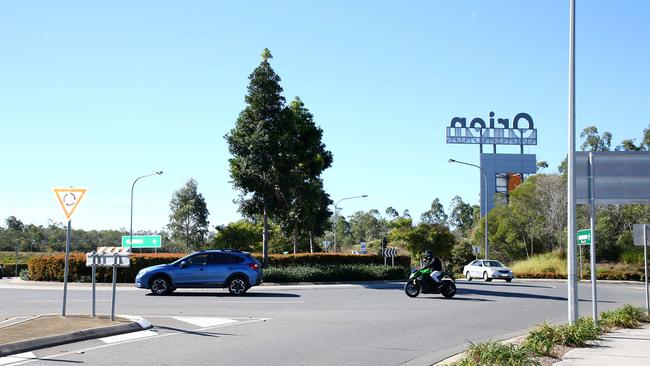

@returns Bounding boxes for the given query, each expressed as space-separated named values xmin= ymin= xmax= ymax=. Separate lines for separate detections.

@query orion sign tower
xmin=446 ymin=112 xmax=538 ymax=216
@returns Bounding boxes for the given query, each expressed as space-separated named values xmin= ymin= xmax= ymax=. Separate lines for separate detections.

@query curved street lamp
xmin=448 ymin=159 xmax=489 ymax=259
xmin=333 ymin=195 xmax=368 ymax=252
xmin=130 ymin=171 xmax=163 ymax=250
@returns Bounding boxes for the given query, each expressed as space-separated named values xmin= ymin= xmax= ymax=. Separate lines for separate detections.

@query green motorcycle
xmin=404 ymin=267 xmax=456 ymax=298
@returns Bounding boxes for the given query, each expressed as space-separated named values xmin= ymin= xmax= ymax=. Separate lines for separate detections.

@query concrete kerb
xmin=0 ymin=315 xmax=152 ymax=357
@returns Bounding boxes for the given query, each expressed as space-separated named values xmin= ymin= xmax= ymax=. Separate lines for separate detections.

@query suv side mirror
xmin=179 ymin=260 xmax=187 ymax=269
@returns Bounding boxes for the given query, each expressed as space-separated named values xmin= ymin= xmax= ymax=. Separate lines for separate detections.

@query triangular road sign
xmin=53 ymin=187 xmax=87 ymax=220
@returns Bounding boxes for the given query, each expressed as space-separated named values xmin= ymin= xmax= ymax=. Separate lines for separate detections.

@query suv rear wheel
xmin=227 ymin=276 xmax=248 ymax=296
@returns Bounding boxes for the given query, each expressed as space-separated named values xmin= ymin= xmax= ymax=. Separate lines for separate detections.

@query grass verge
xmin=451 ymin=305 xmax=649 ymax=366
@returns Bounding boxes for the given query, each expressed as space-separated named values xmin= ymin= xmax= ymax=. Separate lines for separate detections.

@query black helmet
xmin=423 ymin=250 xmax=433 ymax=260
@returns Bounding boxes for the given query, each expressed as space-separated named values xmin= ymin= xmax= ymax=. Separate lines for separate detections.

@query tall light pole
xmin=333 ymin=195 xmax=368 ymax=252
xmin=130 ymin=171 xmax=163 ymax=250
xmin=448 ymin=159 xmax=489 ymax=259
xmin=567 ymin=0 xmax=578 ymax=324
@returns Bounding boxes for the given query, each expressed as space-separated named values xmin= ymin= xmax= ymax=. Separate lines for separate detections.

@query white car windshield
xmin=483 ymin=260 xmax=504 ymax=267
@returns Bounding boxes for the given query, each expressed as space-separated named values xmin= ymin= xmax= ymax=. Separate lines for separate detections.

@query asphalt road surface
xmin=1 ymin=279 xmax=646 ymax=365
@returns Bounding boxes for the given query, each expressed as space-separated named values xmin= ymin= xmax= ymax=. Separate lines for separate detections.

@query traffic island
xmin=0 ymin=314 xmax=152 ymax=357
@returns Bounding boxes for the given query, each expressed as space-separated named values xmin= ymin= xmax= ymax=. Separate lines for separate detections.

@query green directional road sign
xmin=577 ymin=229 xmax=591 ymax=246
xmin=122 ymin=235 xmax=162 ymax=248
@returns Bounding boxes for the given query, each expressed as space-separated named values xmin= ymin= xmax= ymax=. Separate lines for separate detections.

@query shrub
xmin=523 ymin=322 xmax=559 ymax=356
xmin=600 ymin=305 xmax=648 ymax=330
xmin=511 ymin=252 xmax=566 ymax=277
xmin=1 ymin=263 xmax=29 ymax=277
xmin=259 ymin=253 xmax=411 ymax=268
xmin=262 ymin=264 xmax=408 ymax=283
xmin=19 ymin=268 xmax=29 ymax=280
xmin=523 ymin=318 xmax=600 ymax=356
xmin=456 ymin=341 xmax=537 ymax=366
xmin=555 ymin=317 xmax=601 ymax=348
xmin=620 ymin=247 xmax=644 ymax=265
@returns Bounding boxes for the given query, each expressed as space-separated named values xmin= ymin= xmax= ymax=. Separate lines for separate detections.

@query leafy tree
xmin=580 ymin=126 xmax=612 ymax=151
xmin=389 ymin=217 xmax=456 ymax=262
xmin=5 ymin=216 xmax=24 ymax=232
xmin=449 ymin=196 xmax=475 ymax=236
xmin=536 ymin=161 xmax=549 ymax=172
xmin=616 ymin=125 xmax=650 ymax=151
xmin=508 ymin=178 xmax=545 ymax=258
xmin=450 ymin=240 xmax=476 ymax=275
xmin=618 ymin=139 xmax=643 ymax=151
xmin=349 ymin=209 xmax=385 ymax=243
xmin=168 ymin=178 xmax=210 ymax=252
xmin=276 ymin=97 xmax=333 ymax=253
xmin=420 ymin=198 xmax=448 ymax=225
xmin=385 ymin=207 xmax=399 ymax=219
xmin=226 ymin=49 xmax=315 ymax=264
xmin=212 ymin=219 xmax=262 ymax=252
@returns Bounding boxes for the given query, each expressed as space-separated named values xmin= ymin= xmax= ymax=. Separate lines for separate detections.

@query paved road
xmin=1 ymin=279 xmax=646 ymax=365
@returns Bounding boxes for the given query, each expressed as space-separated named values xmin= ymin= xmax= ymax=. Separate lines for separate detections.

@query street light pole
xmin=333 ymin=195 xmax=368 ymax=252
xmin=130 ymin=171 xmax=163 ymax=250
xmin=448 ymin=159 xmax=489 ymax=259
xmin=567 ymin=0 xmax=578 ymax=324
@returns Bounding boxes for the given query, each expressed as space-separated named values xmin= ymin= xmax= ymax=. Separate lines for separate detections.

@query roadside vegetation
xmin=452 ymin=305 xmax=650 ymax=366
xmin=24 ymin=252 xmax=410 ymax=283
xmin=510 ymin=251 xmax=646 ymax=280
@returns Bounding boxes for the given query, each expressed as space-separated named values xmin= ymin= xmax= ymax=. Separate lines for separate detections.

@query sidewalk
xmin=553 ymin=324 xmax=650 ymax=365
xmin=0 ymin=314 xmax=151 ymax=357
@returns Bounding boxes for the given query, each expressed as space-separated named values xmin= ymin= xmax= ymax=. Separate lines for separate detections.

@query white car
xmin=463 ymin=260 xmax=514 ymax=282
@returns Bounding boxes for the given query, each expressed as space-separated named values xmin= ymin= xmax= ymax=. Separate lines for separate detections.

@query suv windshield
xmin=483 ymin=260 xmax=504 ymax=267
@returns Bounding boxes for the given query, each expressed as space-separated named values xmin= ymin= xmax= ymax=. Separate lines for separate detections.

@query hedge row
xmin=0 ymin=263 xmax=28 ymax=277
xmin=264 ymin=264 xmax=409 ymax=283
xmin=27 ymin=252 xmax=411 ymax=282
xmin=262 ymin=253 xmax=411 ymax=268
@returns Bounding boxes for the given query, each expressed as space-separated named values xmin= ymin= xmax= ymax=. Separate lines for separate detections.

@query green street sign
xmin=577 ymin=229 xmax=591 ymax=246
xmin=121 ymin=235 xmax=162 ymax=248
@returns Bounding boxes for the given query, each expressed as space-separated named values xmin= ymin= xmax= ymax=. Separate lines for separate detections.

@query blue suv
xmin=135 ymin=250 xmax=262 ymax=296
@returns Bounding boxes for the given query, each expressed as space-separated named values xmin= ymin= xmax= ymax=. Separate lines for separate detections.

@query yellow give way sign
xmin=53 ymin=187 xmax=87 ymax=220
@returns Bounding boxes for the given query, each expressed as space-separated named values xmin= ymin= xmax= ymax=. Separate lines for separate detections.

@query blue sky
xmin=1 ymin=1 xmax=648 ymax=232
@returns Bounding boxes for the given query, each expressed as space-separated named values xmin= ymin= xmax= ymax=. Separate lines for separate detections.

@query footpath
xmin=553 ymin=324 xmax=650 ymax=365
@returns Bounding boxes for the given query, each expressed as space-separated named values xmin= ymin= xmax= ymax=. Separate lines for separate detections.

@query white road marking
xmin=100 ymin=330 xmax=158 ymax=344
xmin=7 ymin=317 xmax=270 ymax=366
xmin=0 ymin=317 xmax=31 ymax=326
xmin=210 ymin=300 xmax=304 ymax=304
xmin=0 ymin=352 xmax=36 ymax=365
xmin=24 ymin=300 xmax=112 ymax=303
xmin=172 ymin=317 xmax=238 ymax=327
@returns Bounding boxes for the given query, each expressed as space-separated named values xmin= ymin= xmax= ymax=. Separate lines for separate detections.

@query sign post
xmin=86 ymin=247 xmax=131 ymax=321
xmin=633 ymin=224 xmax=650 ymax=313
xmin=577 ymin=229 xmax=591 ymax=280
xmin=588 ymin=152 xmax=598 ymax=323
xmin=53 ymin=187 xmax=87 ymax=317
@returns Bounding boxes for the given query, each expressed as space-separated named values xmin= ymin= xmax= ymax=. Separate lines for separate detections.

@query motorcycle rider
xmin=422 ymin=250 xmax=442 ymax=285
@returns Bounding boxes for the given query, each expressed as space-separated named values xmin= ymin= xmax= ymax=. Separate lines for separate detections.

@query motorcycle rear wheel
xmin=441 ymin=281 xmax=457 ymax=298
xmin=404 ymin=280 xmax=421 ymax=298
